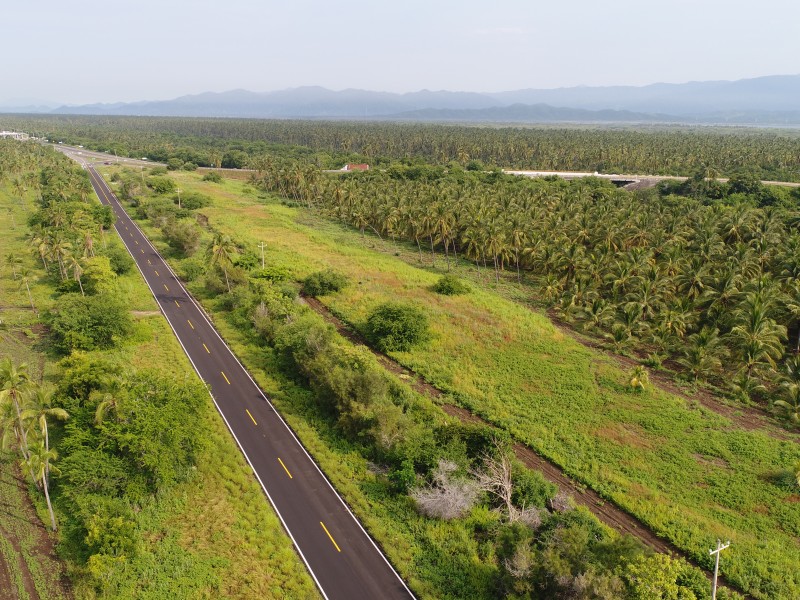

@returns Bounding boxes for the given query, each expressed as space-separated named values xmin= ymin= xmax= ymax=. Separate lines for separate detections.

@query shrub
xmin=48 ymin=293 xmax=132 ymax=353
xmin=102 ymin=243 xmax=134 ymax=275
xmin=162 ymin=219 xmax=201 ymax=256
xmin=411 ymin=460 xmax=480 ymax=520
xmin=146 ymin=176 xmax=176 ymax=194
xmin=182 ymin=162 xmax=198 ymax=171
xmin=180 ymin=256 xmax=206 ymax=282
xmin=251 ymin=265 xmax=291 ymax=282
xmin=81 ymin=256 xmax=118 ymax=295
xmin=366 ymin=301 xmax=430 ymax=352
xmin=302 ymin=269 xmax=348 ymax=297
xmin=149 ymin=166 xmax=168 ymax=176
xmin=433 ymin=274 xmax=470 ymax=296
xmin=221 ymin=150 xmax=249 ymax=169
xmin=202 ymin=172 xmax=222 ymax=183
xmin=175 ymin=192 xmax=211 ymax=211
xmin=166 ymin=158 xmax=183 ymax=171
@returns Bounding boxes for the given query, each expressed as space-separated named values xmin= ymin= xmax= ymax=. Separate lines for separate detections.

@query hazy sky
xmin=4 ymin=0 xmax=798 ymax=105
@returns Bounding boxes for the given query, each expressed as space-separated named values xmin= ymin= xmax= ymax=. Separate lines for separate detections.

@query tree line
xmin=251 ymin=160 xmax=800 ymax=427
xmin=3 ymin=114 xmax=800 ymax=180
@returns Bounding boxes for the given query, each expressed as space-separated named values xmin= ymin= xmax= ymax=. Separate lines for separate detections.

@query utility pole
xmin=258 ymin=241 xmax=267 ymax=269
xmin=709 ymin=539 xmax=730 ymax=600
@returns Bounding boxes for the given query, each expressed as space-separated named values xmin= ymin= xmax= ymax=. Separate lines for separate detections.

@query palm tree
xmin=49 ymin=235 xmax=72 ymax=281
xmin=629 ymin=365 xmax=650 ymax=391
xmin=17 ymin=267 xmax=36 ymax=312
xmin=0 ymin=359 xmax=33 ymax=463
xmin=22 ymin=385 xmax=68 ymax=476
xmin=27 ymin=440 xmax=59 ymax=531
xmin=27 ymin=229 xmax=51 ymax=271
xmin=728 ymin=293 xmax=786 ymax=379
xmin=92 ymin=378 xmax=127 ymax=426
xmin=678 ymin=327 xmax=727 ymax=382
xmin=5 ymin=252 xmax=22 ymax=279
xmin=775 ymin=357 xmax=800 ymax=426
xmin=65 ymin=253 xmax=85 ymax=296
xmin=81 ymin=230 xmax=95 ymax=257
xmin=206 ymin=233 xmax=237 ymax=292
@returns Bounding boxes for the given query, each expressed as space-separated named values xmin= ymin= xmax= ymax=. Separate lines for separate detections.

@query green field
xmin=125 ymin=168 xmax=800 ymax=599
xmin=0 ymin=173 xmax=318 ymax=599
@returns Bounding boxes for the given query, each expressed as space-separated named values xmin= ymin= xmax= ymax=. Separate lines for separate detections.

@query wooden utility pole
xmin=709 ymin=539 xmax=730 ymax=600
xmin=258 ymin=241 xmax=267 ymax=269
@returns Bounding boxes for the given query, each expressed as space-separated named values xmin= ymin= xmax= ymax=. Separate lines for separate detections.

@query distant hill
xmin=25 ymin=74 xmax=800 ymax=124
xmin=488 ymin=74 xmax=800 ymax=115
xmin=50 ymin=87 xmax=500 ymax=118
xmin=392 ymin=103 xmax=677 ymax=123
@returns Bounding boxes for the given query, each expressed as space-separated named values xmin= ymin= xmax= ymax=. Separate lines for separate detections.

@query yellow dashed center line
xmin=320 ymin=522 xmax=341 ymax=552
xmin=147 ymin=259 xmax=151 ymax=265
xmin=221 ymin=371 xmax=230 ymax=385
xmin=154 ymin=270 xmax=159 ymax=277
xmin=163 ymin=284 xmax=169 ymax=292
xmin=175 ymin=300 xmax=180 ymax=308
xmin=140 ymin=249 xmax=144 ymax=254
xmin=277 ymin=457 xmax=293 ymax=479
xmin=187 ymin=319 xmax=194 ymax=329
xmin=135 ymin=240 xmax=139 ymax=245
xmin=203 ymin=343 xmax=210 ymax=354
xmin=246 ymin=409 xmax=257 ymax=425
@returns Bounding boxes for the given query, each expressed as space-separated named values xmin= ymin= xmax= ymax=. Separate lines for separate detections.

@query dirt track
xmin=301 ymin=294 xmax=753 ymax=599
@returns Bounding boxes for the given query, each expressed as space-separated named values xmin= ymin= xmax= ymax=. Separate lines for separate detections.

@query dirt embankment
xmin=300 ymin=294 xmax=753 ymax=599
xmin=0 ymin=463 xmax=72 ymax=600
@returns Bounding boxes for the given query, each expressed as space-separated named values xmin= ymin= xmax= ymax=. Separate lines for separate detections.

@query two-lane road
xmin=81 ymin=162 xmax=414 ymax=600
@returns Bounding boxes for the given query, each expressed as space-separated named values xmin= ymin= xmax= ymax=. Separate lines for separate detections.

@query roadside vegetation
xmin=109 ymin=162 xmax=775 ymax=599
xmin=0 ymin=140 xmax=317 ymax=599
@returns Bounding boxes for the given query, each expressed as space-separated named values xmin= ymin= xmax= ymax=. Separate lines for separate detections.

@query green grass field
xmin=129 ymin=169 xmax=800 ymax=600
xmin=0 ymin=179 xmax=318 ymax=599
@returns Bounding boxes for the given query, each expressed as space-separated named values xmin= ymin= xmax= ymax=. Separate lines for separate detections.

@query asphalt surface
xmin=78 ymin=160 xmax=414 ymax=600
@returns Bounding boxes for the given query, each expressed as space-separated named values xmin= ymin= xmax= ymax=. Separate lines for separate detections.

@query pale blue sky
xmin=3 ymin=0 xmax=798 ymax=105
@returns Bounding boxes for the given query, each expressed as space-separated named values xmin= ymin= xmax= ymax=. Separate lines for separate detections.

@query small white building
xmin=0 ymin=131 xmax=29 ymax=141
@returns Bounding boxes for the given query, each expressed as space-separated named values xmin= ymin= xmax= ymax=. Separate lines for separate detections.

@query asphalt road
xmin=77 ymin=160 xmax=414 ymax=600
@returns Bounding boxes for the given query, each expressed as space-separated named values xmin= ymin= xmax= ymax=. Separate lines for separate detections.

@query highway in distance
xmin=78 ymin=158 xmax=414 ymax=600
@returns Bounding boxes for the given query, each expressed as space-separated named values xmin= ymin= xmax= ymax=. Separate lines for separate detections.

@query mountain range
xmin=5 ymin=75 xmax=800 ymax=124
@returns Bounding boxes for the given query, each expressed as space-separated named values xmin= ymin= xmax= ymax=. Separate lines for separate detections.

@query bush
xmin=81 ymin=256 xmax=118 ymax=295
xmin=180 ymin=257 xmax=206 ymax=282
xmin=202 ymin=172 xmax=222 ymax=183
xmin=149 ymin=166 xmax=168 ymax=176
xmin=48 ymin=293 xmax=132 ymax=353
xmin=221 ymin=150 xmax=249 ymax=169
xmin=182 ymin=162 xmax=198 ymax=171
xmin=146 ymin=176 xmax=176 ymax=194
xmin=162 ymin=219 xmax=201 ymax=256
xmin=302 ymin=269 xmax=349 ymax=297
xmin=433 ymin=274 xmax=470 ymax=296
xmin=177 ymin=192 xmax=211 ymax=210
xmin=365 ymin=302 xmax=430 ymax=352
xmin=251 ymin=265 xmax=291 ymax=282
xmin=102 ymin=243 xmax=134 ymax=275
xmin=166 ymin=158 xmax=183 ymax=171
